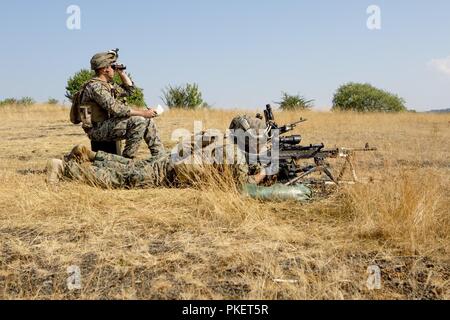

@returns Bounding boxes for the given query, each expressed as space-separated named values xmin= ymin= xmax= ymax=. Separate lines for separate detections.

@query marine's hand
xmin=116 ymin=69 xmax=125 ymax=76
xmin=130 ymin=109 xmax=157 ymax=119
xmin=248 ymin=168 xmax=267 ymax=185
xmin=142 ymin=109 xmax=157 ymax=118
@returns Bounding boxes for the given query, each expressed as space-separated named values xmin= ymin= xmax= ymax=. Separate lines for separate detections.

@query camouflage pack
xmin=69 ymin=79 xmax=97 ymax=126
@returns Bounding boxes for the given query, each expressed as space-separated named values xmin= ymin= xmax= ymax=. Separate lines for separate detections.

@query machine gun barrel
xmin=340 ymin=147 xmax=378 ymax=153
xmin=279 ymin=118 xmax=307 ymax=134
xmin=264 ymin=104 xmax=307 ymax=137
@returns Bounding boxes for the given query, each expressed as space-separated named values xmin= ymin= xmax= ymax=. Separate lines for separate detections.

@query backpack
xmin=69 ymin=90 xmax=83 ymax=124
xmin=69 ymin=79 xmax=97 ymax=125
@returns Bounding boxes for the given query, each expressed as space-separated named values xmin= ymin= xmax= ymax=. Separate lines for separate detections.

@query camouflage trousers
xmin=64 ymin=151 xmax=173 ymax=188
xmin=87 ymin=116 xmax=165 ymax=159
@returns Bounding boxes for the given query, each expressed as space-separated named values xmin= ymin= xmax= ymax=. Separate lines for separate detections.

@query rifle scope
xmin=279 ymin=135 xmax=302 ymax=145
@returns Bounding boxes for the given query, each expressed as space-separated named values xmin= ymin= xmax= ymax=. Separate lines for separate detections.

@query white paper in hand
xmin=155 ymin=105 xmax=165 ymax=116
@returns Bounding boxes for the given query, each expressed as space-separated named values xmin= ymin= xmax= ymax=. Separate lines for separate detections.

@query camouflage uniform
xmin=229 ymin=114 xmax=267 ymax=133
xmin=229 ymin=114 xmax=268 ymax=175
xmin=62 ymin=136 xmax=249 ymax=189
xmin=64 ymin=151 xmax=173 ymax=188
xmin=81 ymin=78 xmax=165 ymax=159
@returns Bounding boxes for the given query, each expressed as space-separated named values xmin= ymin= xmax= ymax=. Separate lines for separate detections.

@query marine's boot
xmin=46 ymin=159 xmax=64 ymax=185
xmin=67 ymin=144 xmax=96 ymax=163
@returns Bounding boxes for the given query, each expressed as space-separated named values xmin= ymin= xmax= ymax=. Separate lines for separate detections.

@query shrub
xmin=200 ymin=102 xmax=212 ymax=109
xmin=161 ymin=83 xmax=204 ymax=109
xmin=332 ymin=83 xmax=406 ymax=112
xmin=47 ymin=98 xmax=59 ymax=105
xmin=17 ymin=97 xmax=35 ymax=105
xmin=276 ymin=92 xmax=314 ymax=110
xmin=0 ymin=98 xmax=18 ymax=106
xmin=65 ymin=69 xmax=146 ymax=107
xmin=0 ymin=97 xmax=35 ymax=106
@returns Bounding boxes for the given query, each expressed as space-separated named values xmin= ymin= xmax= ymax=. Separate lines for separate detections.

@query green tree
xmin=332 ymin=83 xmax=406 ymax=112
xmin=65 ymin=69 xmax=94 ymax=100
xmin=65 ymin=69 xmax=146 ymax=107
xmin=276 ymin=92 xmax=314 ymax=110
xmin=161 ymin=83 xmax=204 ymax=109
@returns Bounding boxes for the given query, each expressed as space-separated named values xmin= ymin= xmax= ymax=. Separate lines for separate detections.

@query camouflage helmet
xmin=229 ymin=114 xmax=268 ymax=155
xmin=90 ymin=49 xmax=119 ymax=70
xmin=229 ymin=114 xmax=266 ymax=132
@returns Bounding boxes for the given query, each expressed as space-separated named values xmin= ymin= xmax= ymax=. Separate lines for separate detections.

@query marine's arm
xmin=115 ymin=70 xmax=135 ymax=97
xmin=114 ymin=70 xmax=159 ymax=117
xmin=87 ymin=81 xmax=156 ymax=119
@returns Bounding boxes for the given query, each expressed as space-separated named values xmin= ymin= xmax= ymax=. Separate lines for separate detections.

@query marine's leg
xmin=88 ymin=117 xmax=147 ymax=159
xmin=62 ymin=158 xmax=130 ymax=188
xmin=46 ymin=154 xmax=131 ymax=188
xmin=122 ymin=116 xmax=149 ymax=158
xmin=62 ymin=151 xmax=171 ymax=188
xmin=88 ymin=118 xmax=123 ymax=142
xmin=143 ymin=119 xmax=165 ymax=157
xmin=46 ymin=159 xmax=64 ymax=185
xmin=94 ymin=150 xmax=135 ymax=166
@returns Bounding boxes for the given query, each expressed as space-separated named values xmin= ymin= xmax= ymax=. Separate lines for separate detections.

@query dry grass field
xmin=0 ymin=104 xmax=449 ymax=300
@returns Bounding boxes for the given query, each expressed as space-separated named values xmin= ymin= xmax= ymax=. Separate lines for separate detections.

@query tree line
xmin=2 ymin=69 xmax=409 ymax=113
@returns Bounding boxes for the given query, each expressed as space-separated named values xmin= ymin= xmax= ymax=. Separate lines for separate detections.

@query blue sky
xmin=1 ymin=0 xmax=449 ymax=110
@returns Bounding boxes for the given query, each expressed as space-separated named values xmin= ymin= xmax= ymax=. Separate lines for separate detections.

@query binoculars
xmin=108 ymin=49 xmax=126 ymax=70
xmin=112 ymin=63 xmax=127 ymax=71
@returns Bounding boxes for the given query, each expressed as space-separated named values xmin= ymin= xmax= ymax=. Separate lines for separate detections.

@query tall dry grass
xmin=345 ymin=170 xmax=449 ymax=256
xmin=0 ymin=105 xmax=449 ymax=299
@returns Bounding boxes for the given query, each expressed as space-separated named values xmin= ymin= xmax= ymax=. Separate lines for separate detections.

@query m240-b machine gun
xmin=262 ymin=104 xmax=377 ymax=185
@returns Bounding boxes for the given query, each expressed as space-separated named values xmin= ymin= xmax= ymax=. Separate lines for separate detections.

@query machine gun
xmin=275 ymin=143 xmax=377 ymax=185
xmin=261 ymin=104 xmax=377 ymax=185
